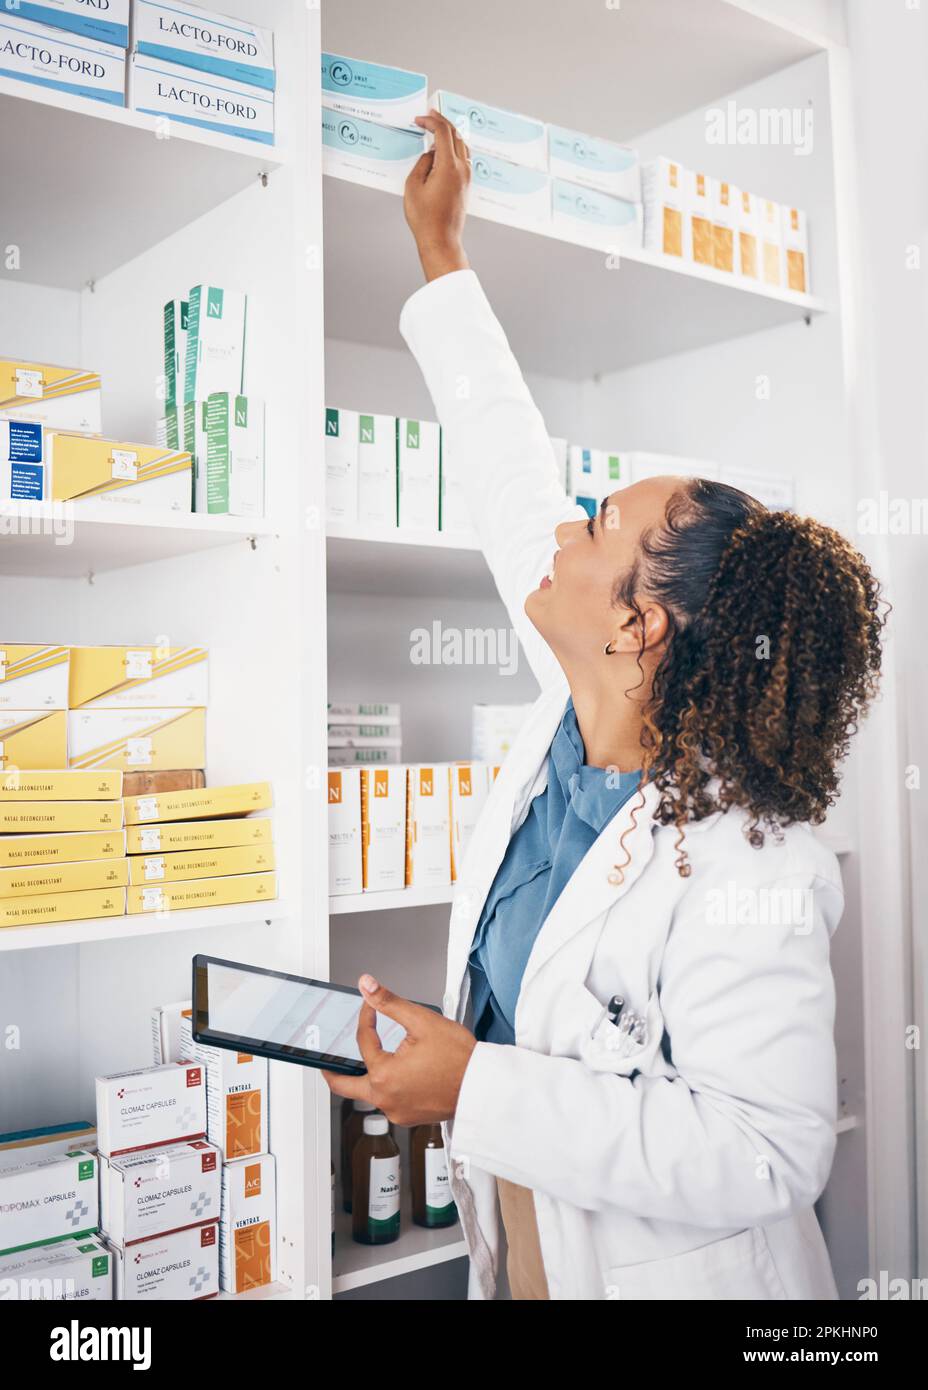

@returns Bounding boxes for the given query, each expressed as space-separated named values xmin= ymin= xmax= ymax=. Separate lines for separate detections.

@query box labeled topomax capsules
xmin=0 ymin=828 xmax=125 ymax=869
xmin=180 ymin=1014 xmax=269 ymax=1160
xmin=324 ymin=407 xmax=358 ymax=524
xmin=0 ymin=1130 xmax=98 ymax=1254
xmin=0 ymin=1235 xmax=111 ymax=1300
xmin=48 ymin=431 xmax=192 ymax=510
xmin=205 ymin=392 xmax=264 ymax=517
xmin=405 ymin=765 xmax=451 ymax=888
xmin=0 ymin=645 xmax=68 ymax=710
xmin=432 ymin=90 xmax=546 ymax=171
xmin=547 ymin=125 xmax=640 ymax=201
xmin=322 ymin=109 xmax=425 ymax=194
xmin=220 ymin=1153 xmax=276 ymax=1293
xmin=68 ymin=707 xmax=206 ymax=771
xmin=361 ymin=764 xmax=406 ymax=891
xmin=0 ymin=14 xmax=125 ymax=105
xmin=551 ymin=179 xmax=642 ymax=251
xmin=68 ymin=645 xmax=208 ymax=710
xmin=95 ymin=1062 xmax=206 ymax=1158
xmin=397 ymin=418 xmax=440 ymax=531
xmin=0 ymin=855 xmax=128 ymax=900
xmin=163 ymin=297 xmax=188 ymax=405
xmin=0 ymin=800 xmax=123 ymax=834
xmin=1 ymin=419 xmax=47 ymax=502
xmin=129 ymin=55 xmax=274 ymax=145
xmin=101 ymin=1139 xmax=220 ymax=1247
xmin=0 ymin=360 xmax=101 ymax=433
xmin=129 ymin=842 xmax=273 ymax=884
xmin=0 ymin=709 xmax=67 ymax=770
xmin=183 ymin=284 xmax=247 ymax=402
xmin=468 ymin=152 xmax=550 ymax=229
xmin=358 ymin=412 xmax=397 ymax=527
xmin=124 ymin=781 xmax=272 ymax=825
xmin=111 ymin=1219 xmax=218 ymax=1299
xmin=449 ymin=762 xmax=489 ymax=882
xmin=328 ymin=767 xmax=361 ymax=895
xmin=134 ymin=0 xmax=275 ymax=90
xmin=11 ymin=2 xmax=130 ymax=48
xmin=321 ymin=52 xmax=426 ymax=131
xmin=641 ymin=157 xmax=688 ymax=260
xmin=127 ymin=815 xmax=271 ymax=855
xmin=0 ymin=768 xmax=122 ymax=799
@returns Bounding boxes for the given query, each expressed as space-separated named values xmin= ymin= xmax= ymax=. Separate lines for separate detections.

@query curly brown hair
xmin=617 ymin=479 xmax=885 ymax=876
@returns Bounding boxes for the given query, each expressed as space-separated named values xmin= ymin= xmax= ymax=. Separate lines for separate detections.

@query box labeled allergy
xmin=220 ymin=1153 xmax=277 ymax=1293
xmin=180 ymin=1015 xmax=268 ymax=1160
xmin=95 ymin=1062 xmax=206 ymax=1158
xmin=101 ymin=1140 xmax=220 ymax=1247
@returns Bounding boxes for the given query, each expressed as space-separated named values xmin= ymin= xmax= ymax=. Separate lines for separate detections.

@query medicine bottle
xmin=341 ymin=1098 xmax=375 ymax=1212
xmin=410 ymin=1123 xmax=457 ymax=1228
xmin=352 ymin=1114 xmax=401 ymax=1246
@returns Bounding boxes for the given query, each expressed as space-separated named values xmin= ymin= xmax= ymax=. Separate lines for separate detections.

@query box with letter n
xmin=205 ymin=392 xmax=265 ymax=517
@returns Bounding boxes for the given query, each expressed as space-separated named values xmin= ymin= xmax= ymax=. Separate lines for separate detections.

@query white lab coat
xmin=399 ymin=269 xmax=841 ymax=1301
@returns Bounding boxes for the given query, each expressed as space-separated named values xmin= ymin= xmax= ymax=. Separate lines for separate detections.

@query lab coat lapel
xmin=520 ymin=779 xmax=661 ymax=990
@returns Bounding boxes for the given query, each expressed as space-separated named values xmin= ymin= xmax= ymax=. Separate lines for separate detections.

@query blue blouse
xmin=469 ymin=698 xmax=641 ymax=1045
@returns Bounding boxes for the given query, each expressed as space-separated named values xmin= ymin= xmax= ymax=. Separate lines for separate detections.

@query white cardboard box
xmin=361 ymin=764 xmax=406 ymax=891
xmin=325 ymin=406 xmax=358 ymax=524
xmin=95 ymin=1062 xmax=207 ymax=1158
xmin=760 ymin=198 xmax=785 ymax=288
xmin=737 ymin=189 xmax=762 ymax=284
xmin=15 ymin=1 xmax=130 ymax=47
xmin=327 ymin=766 xmax=362 ymax=895
xmin=101 ymin=1140 xmax=220 ymax=1247
xmin=129 ymin=54 xmax=274 ymax=144
xmin=219 ymin=1153 xmax=277 ymax=1293
xmin=432 ymin=89 xmax=546 ymax=170
xmin=110 ymin=1220 xmax=218 ymax=1299
xmin=322 ymin=110 xmax=425 ymax=194
xmin=686 ymin=170 xmax=717 ymax=270
xmin=449 ymin=762 xmax=489 ymax=883
xmin=357 ymin=412 xmax=396 ymax=528
xmin=0 ymin=359 xmax=101 ymax=434
xmin=782 ymin=204 xmax=810 ymax=294
xmin=0 ymin=13 xmax=125 ymax=105
xmin=205 ymin=392 xmax=265 ymax=517
xmin=134 ymin=0 xmax=275 ymax=90
xmin=547 ymin=125 xmax=640 ymax=200
xmin=405 ymin=764 xmax=451 ymax=888
xmin=397 ymin=418 xmax=440 ymax=531
xmin=183 ymin=284 xmax=248 ymax=402
xmin=151 ymin=999 xmax=192 ymax=1064
xmin=179 ymin=1015 xmax=269 ymax=1161
xmin=551 ymin=179 xmax=642 ymax=251
xmin=468 ymin=152 xmax=550 ymax=229
xmin=471 ymin=704 xmax=533 ymax=763
xmin=0 ymin=1235 xmax=112 ymax=1301
xmin=321 ymin=52 xmax=426 ymax=131
xmin=0 ymin=1129 xmax=98 ymax=1254
xmin=641 ymin=156 xmax=688 ymax=260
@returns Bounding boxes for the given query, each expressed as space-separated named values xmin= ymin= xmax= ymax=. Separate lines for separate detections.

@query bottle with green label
xmin=352 ymin=1114 xmax=401 ymax=1246
xmin=410 ymin=1123 xmax=458 ymax=1228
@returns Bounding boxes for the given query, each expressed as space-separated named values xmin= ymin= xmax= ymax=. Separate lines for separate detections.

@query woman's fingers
xmin=415 ymin=110 xmax=460 ymax=164
xmin=320 ymin=1069 xmax=373 ymax=1102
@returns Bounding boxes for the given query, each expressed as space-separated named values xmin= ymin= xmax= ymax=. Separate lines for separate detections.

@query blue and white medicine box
xmin=322 ymin=109 xmax=425 ymax=195
xmin=551 ymin=179 xmax=643 ymax=251
xmin=321 ymin=52 xmax=427 ymax=133
xmin=0 ymin=13 xmax=125 ymax=104
xmin=5 ymin=1 xmax=130 ymax=49
xmin=1 ymin=420 xmax=47 ymax=502
xmin=133 ymin=0 xmax=275 ymax=91
xmin=432 ymin=90 xmax=547 ymax=171
xmin=547 ymin=125 xmax=641 ymax=201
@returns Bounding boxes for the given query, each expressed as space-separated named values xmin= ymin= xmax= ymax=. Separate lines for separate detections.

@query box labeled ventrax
xmin=180 ymin=1014 xmax=268 ymax=1160
xmin=220 ymin=1153 xmax=277 ymax=1293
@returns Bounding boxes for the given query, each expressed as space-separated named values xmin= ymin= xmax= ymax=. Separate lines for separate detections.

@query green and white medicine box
xmin=324 ymin=406 xmax=358 ymax=525
xmin=0 ymin=1235 xmax=111 ymax=1300
xmin=205 ymin=393 xmax=265 ymax=518
xmin=183 ymin=285 xmax=247 ymax=403
xmin=0 ymin=1127 xmax=99 ymax=1255
xmin=358 ymin=412 xmax=397 ymax=528
xmin=163 ymin=297 xmax=188 ymax=406
xmin=397 ymin=418 xmax=440 ymax=532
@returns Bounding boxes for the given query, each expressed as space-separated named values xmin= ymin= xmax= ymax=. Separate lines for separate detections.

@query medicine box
xmin=110 ymin=1220 xmax=218 ymax=1299
xmin=358 ymin=412 xmax=397 ymax=528
xmin=547 ymin=125 xmax=641 ymax=201
xmin=0 ymin=800 xmax=124 ymax=834
xmin=183 ymin=284 xmax=248 ymax=403
xmin=0 ymin=710 xmax=67 ymax=771
xmin=569 ymin=445 xmax=600 ymax=516
xmin=67 ymin=707 xmax=207 ymax=772
xmin=321 ymin=109 xmax=426 ymax=195
xmin=133 ymin=0 xmax=275 ymax=90
xmin=329 ymin=746 xmax=399 ymax=766
xmin=220 ymin=1153 xmax=277 ymax=1293
xmin=157 ymin=403 xmax=182 ymax=451
xmin=129 ymin=55 xmax=274 ymax=145
xmin=127 ymin=815 xmax=271 ymax=855
xmin=69 ymin=646 xmax=208 ymax=710
xmin=737 ymin=190 xmax=761 ymax=283
xmin=48 ymin=432 xmax=192 ymax=511
xmin=0 ymin=1235 xmax=111 ymax=1300
xmin=128 ymin=842 xmax=274 ymax=885
xmin=163 ymin=297 xmax=188 ymax=405
xmin=712 ymin=180 xmax=738 ymax=274
xmin=641 ymin=157 xmax=688 ymax=260
xmin=325 ymin=407 xmax=358 ymax=524
xmin=183 ymin=399 xmax=209 ymax=511
xmin=551 ymin=179 xmax=642 ymax=251
xmin=95 ymin=1062 xmax=207 ymax=1158
xmin=449 ymin=762 xmax=489 ymax=882
xmin=123 ymin=769 xmax=205 ymax=797
xmin=0 ymin=829 xmax=126 ymax=869
xmin=321 ymin=52 xmax=427 ymax=131
xmin=1 ymin=420 xmax=47 ymax=503
xmin=205 ymin=392 xmax=264 ymax=517
xmin=468 ymin=152 xmax=550 ymax=229
xmin=0 ymin=14 xmax=125 ymax=106
xmin=760 ymin=198 xmax=784 ymax=287
xmin=0 ymin=768 xmax=122 ymax=800
xmin=151 ymin=1000 xmax=191 ymax=1065
xmin=0 ymin=645 xmax=69 ymax=711
xmin=397 ymin=418 xmax=440 ymax=531
xmin=0 ymin=856 xmax=128 ymax=900
xmin=179 ymin=1015 xmax=269 ymax=1160
xmin=361 ymin=765 xmax=406 ymax=891
xmin=13 ymin=2 xmax=130 ymax=48
xmin=0 ymin=359 xmax=101 ymax=434
xmin=100 ymin=1139 xmax=221 ymax=1247
xmin=123 ymin=781 xmax=272 ymax=825
xmin=686 ymin=170 xmax=716 ymax=269
xmin=0 ymin=1129 xmax=98 ymax=1254
xmin=0 ymin=884 xmax=125 ymax=929
xmin=405 ymin=765 xmax=451 ymax=889
xmin=472 ymin=704 xmax=533 ymax=762
xmin=328 ymin=767 xmax=362 ymax=895
xmin=432 ymin=90 xmax=547 ymax=171
xmin=782 ymin=205 xmax=810 ymax=294
xmin=328 ymin=702 xmax=400 ymax=721
xmin=126 ymin=871 xmax=276 ymax=914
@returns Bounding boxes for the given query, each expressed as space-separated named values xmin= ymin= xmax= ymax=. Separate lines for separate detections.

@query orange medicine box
xmin=219 ymin=1153 xmax=277 ymax=1293
xmin=179 ymin=1014 xmax=268 ymax=1161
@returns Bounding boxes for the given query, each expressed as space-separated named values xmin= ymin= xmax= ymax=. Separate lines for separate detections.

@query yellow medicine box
xmin=0 ymin=801 xmax=123 ymax=834
xmin=0 ymin=830 xmax=126 ymax=869
xmin=0 ymin=711 xmax=67 ymax=770
xmin=48 ymin=432 xmax=192 ymax=509
xmin=126 ymin=817 xmax=272 ymax=855
xmin=0 ymin=645 xmax=69 ymax=710
xmin=0 ymin=360 xmax=101 ymax=433
xmin=126 ymin=872 xmax=277 ymax=914
xmin=123 ymin=782 xmax=272 ymax=825
xmin=0 ymin=857 xmax=129 ymax=900
xmin=128 ymin=843 xmax=274 ymax=885
xmin=68 ymin=646 xmax=208 ymax=710
xmin=68 ymin=709 xmax=206 ymax=772
xmin=0 ymin=768 xmax=122 ymax=800
xmin=0 ymin=886 xmax=125 ymax=930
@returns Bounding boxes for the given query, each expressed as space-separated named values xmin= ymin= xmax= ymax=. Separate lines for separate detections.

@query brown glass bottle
xmin=341 ymin=1098 xmax=375 ymax=1212
xmin=352 ymin=1114 xmax=401 ymax=1245
xmin=410 ymin=1123 xmax=458 ymax=1228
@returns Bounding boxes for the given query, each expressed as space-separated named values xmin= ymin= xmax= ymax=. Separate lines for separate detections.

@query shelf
xmin=333 ymin=1197 xmax=467 ymax=1293
xmin=326 ymin=523 xmax=493 ymax=600
xmin=323 ymin=173 xmax=825 ymax=382
xmin=330 ymin=883 xmax=454 ymax=915
xmin=0 ymin=502 xmax=283 ymax=578
xmin=0 ymin=900 xmax=285 ymax=952
xmin=0 ymin=77 xmax=282 ymax=291
xmin=214 ymin=1280 xmax=295 ymax=1301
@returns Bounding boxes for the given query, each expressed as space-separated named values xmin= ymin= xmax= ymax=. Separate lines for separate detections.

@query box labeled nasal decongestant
xmin=129 ymin=842 xmax=274 ymax=885
xmin=405 ymin=765 xmax=451 ymax=888
xmin=0 ymin=1130 xmax=98 ymax=1254
xmin=101 ymin=1139 xmax=220 ymax=1247
xmin=129 ymin=55 xmax=274 ymax=145
xmin=1 ymin=419 xmax=47 ymax=502
xmin=0 ymin=828 xmax=125 ymax=869
xmin=0 ymin=855 xmax=127 ymax=900
xmin=180 ymin=1014 xmax=269 ymax=1160
xmin=48 ymin=432 xmax=192 ymax=510
xmin=0 ymin=359 xmax=101 ymax=434
xmin=547 ymin=125 xmax=641 ymax=200
xmin=69 ymin=646 xmax=208 ymax=710
xmin=322 ymin=109 xmax=425 ymax=195
xmin=0 ymin=884 xmax=124 ymax=929
xmin=432 ymin=90 xmax=546 ymax=171
xmin=134 ymin=0 xmax=275 ymax=90
xmin=361 ymin=765 xmax=406 ymax=891
xmin=68 ymin=707 xmax=206 ymax=771
xmin=321 ymin=52 xmax=427 ymax=131
xmin=127 ymin=871 xmax=276 ymax=914
xmin=0 ymin=709 xmax=67 ymax=770
xmin=469 ymin=152 xmax=550 ymax=230
xmin=0 ymin=768 xmax=122 ymax=800
xmin=13 ymin=2 xmax=130 ymax=48
xmin=124 ymin=781 xmax=272 ymax=825
xmin=95 ymin=1062 xmax=206 ymax=1158
xmin=0 ymin=14 xmax=125 ymax=106
xmin=0 ymin=1235 xmax=111 ymax=1300
xmin=551 ymin=180 xmax=642 ymax=251
xmin=205 ymin=392 xmax=264 ymax=517
xmin=220 ymin=1153 xmax=277 ymax=1293
xmin=397 ymin=418 xmax=440 ymax=531
xmin=110 ymin=1219 xmax=218 ymax=1299
xmin=0 ymin=800 xmax=123 ymax=834
xmin=127 ymin=815 xmax=271 ymax=855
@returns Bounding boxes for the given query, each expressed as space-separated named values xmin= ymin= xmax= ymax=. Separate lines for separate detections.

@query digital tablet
xmin=192 ymin=953 xmax=433 ymax=1076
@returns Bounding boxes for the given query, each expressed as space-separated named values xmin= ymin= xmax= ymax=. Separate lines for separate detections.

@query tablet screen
xmin=197 ymin=956 xmax=407 ymax=1065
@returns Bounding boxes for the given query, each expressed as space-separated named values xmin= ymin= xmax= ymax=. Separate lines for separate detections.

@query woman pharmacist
xmin=323 ymin=112 xmax=885 ymax=1301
